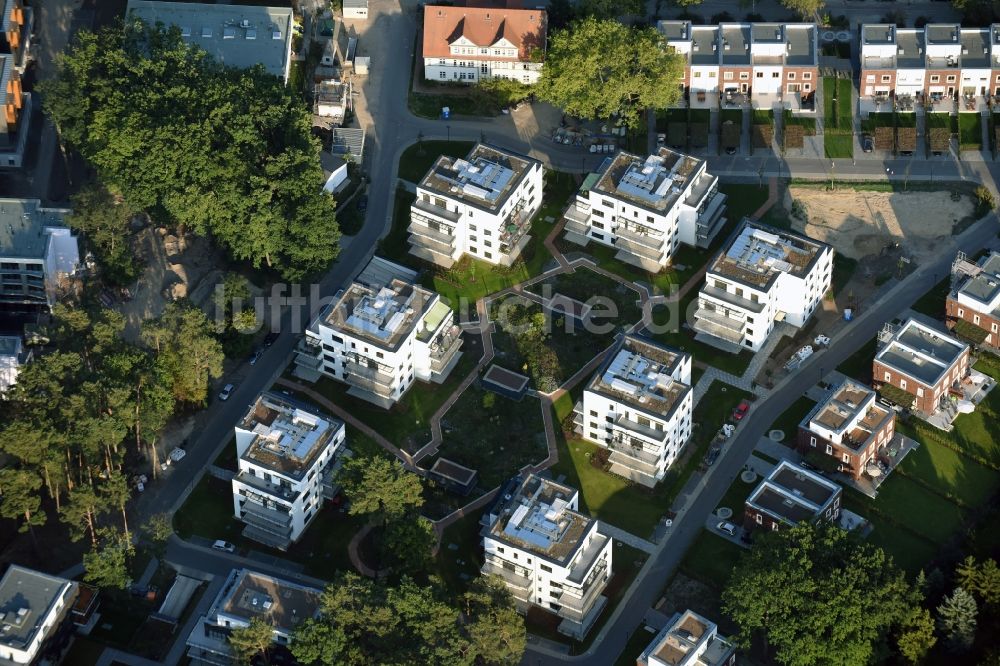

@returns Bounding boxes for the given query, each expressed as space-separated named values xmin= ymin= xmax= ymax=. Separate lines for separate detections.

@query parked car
xmin=218 ymin=383 xmax=235 ymax=401
xmin=725 ymin=145 xmax=738 ymax=155
xmin=862 ymin=134 xmax=874 ymax=153
xmin=249 ymin=348 xmax=263 ymax=366
xmin=263 ymin=332 xmax=279 ymax=347
xmin=733 ymin=400 xmax=751 ymax=421
xmin=211 ymin=540 xmax=236 ymax=553
xmin=716 ymin=521 xmax=737 ymax=536
xmin=168 ymin=447 xmax=186 ymax=463
xmin=705 ymin=447 xmax=721 ymax=466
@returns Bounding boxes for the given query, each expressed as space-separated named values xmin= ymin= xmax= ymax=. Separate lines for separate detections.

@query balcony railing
xmin=240 ymin=500 xmax=293 ymax=528
xmin=614 ymin=223 xmax=665 ymax=250
xmin=408 ymin=219 xmax=458 ymax=247
xmin=613 ymin=414 xmax=668 ymax=442
xmin=607 ymin=436 xmax=662 ymax=466
xmin=692 ymin=315 xmax=745 ymax=344
xmin=343 ymin=372 xmax=396 ymax=398
xmin=430 ymin=332 xmax=463 ymax=373
xmin=412 ymin=197 xmax=461 ymax=223
xmin=294 ymin=340 xmax=324 ymax=369
xmin=483 ymin=560 xmax=532 ymax=589
xmin=345 ymin=357 xmax=395 ymax=387
xmin=614 ymin=236 xmax=664 ymax=261
xmin=242 ymin=524 xmax=291 ymax=550
xmin=693 ymin=307 xmax=744 ymax=332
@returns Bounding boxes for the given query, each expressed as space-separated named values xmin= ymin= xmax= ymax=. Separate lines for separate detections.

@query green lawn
xmin=836 ymin=336 xmax=877 ymax=383
xmin=784 ymin=110 xmax=817 ymax=135
xmin=824 ymin=133 xmax=854 ymax=159
xmin=896 ymin=112 xmax=917 ymax=128
xmin=434 ymin=508 xmax=486 ymax=594
xmin=305 ymin=343 xmax=479 ymax=451
xmin=752 ymin=109 xmax=774 ymax=125
xmin=719 ymin=183 xmax=770 ymax=221
xmin=408 ymin=89 xmax=498 ymax=120
xmin=866 ymin=474 xmax=968 ymax=544
xmin=679 ymin=529 xmax=745 ymax=587
xmin=173 ymin=475 xmax=366 ymax=577
xmin=861 ymin=112 xmax=894 ymax=133
xmin=768 ymin=396 xmax=816 ymax=442
xmin=926 ymin=113 xmax=954 ymax=130
xmin=832 ymin=254 xmax=859 ymax=297
xmin=213 ymin=437 xmax=238 ymax=471
xmin=864 ymin=513 xmax=941 ymax=575
xmin=615 ymin=627 xmax=661 ymax=666
xmin=432 ymin=385 xmax=548 ymax=489
xmin=716 ymin=473 xmax=759 ymax=515
xmin=911 ymin=277 xmax=949 ymax=319
xmin=823 ymin=77 xmax=854 ymax=158
xmin=895 ymin=435 xmax=1000 ymax=507
xmin=397 ymin=140 xmax=476 ymax=183
xmin=525 ymin=267 xmax=643 ymax=327
xmin=958 ymin=113 xmax=983 ymax=150
xmin=720 ymin=108 xmax=743 ymax=126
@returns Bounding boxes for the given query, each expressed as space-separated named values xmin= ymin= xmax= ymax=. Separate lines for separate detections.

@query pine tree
xmin=937 ymin=587 xmax=977 ymax=652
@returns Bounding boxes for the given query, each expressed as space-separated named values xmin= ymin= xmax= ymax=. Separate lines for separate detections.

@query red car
xmin=733 ymin=400 xmax=751 ymax=421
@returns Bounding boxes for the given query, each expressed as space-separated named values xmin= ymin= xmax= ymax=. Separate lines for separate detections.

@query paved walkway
xmin=599 ymin=523 xmax=656 ymax=555
xmin=691 ymin=321 xmax=793 ymax=403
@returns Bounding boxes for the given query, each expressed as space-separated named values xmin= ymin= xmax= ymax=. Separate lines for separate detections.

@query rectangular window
xmin=803 ymin=72 xmax=812 ymax=80
xmin=756 ymin=71 xmax=763 ymax=78
xmin=772 ymin=72 xmax=779 ymax=78
xmin=866 ymin=74 xmax=875 ymax=82
xmin=788 ymin=72 xmax=795 ymax=80
xmin=946 ymin=75 xmax=956 ymax=83
xmin=724 ymin=71 xmax=733 ymax=80
xmin=740 ymin=72 xmax=749 ymax=80
xmin=540 ymin=564 xmax=552 ymax=573
xmin=930 ymin=75 xmax=940 ymax=83
xmin=881 ymin=74 xmax=891 ymax=82
xmin=810 ymin=436 xmax=816 ymax=447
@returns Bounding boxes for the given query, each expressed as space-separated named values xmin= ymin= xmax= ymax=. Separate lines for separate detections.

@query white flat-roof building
xmin=0 ymin=335 xmax=29 ymax=393
xmin=481 ymin=474 xmax=612 ymax=640
xmin=693 ymin=219 xmax=833 ymax=352
xmin=126 ymin=1 xmax=294 ymax=83
xmin=638 ymin=609 xmax=737 ymax=666
xmin=562 ymin=148 xmax=727 ymax=272
xmin=186 ymin=568 xmax=321 ymax=666
xmin=0 ymin=199 xmax=77 ymax=313
xmin=0 ymin=565 xmax=78 ymax=665
xmin=296 ymin=258 xmax=463 ymax=407
xmin=342 ymin=0 xmax=368 ymax=20
xmin=231 ymin=393 xmax=347 ymax=550
xmin=409 ymin=143 xmax=543 ymax=268
xmin=574 ymin=335 xmax=693 ymax=487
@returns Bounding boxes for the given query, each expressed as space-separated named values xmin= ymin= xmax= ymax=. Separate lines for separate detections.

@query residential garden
xmin=823 ymin=76 xmax=854 ymax=158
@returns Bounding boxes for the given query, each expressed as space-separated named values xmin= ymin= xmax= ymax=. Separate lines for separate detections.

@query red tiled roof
xmin=422 ymin=5 xmax=546 ymax=61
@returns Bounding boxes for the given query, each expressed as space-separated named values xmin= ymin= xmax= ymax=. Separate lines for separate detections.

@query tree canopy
xmin=538 ymin=17 xmax=685 ymax=128
xmin=290 ymin=572 xmax=524 ymax=666
xmin=340 ymin=456 xmax=424 ymax=525
xmin=41 ymin=21 xmax=340 ymax=280
xmin=722 ymin=522 xmax=915 ymax=665
xmin=779 ymin=0 xmax=825 ymax=19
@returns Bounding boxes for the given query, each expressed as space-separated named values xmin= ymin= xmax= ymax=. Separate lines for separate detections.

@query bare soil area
xmin=785 ymin=187 xmax=972 ymax=262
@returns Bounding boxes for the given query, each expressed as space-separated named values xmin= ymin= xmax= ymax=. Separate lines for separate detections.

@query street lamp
xmin=829 ymin=160 xmax=835 ymax=190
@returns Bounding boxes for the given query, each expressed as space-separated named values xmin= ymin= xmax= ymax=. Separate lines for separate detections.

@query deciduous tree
xmin=779 ymin=0 xmax=824 ymax=19
xmin=897 ymin=606 xmax=936 ymax=664
xmin=538 ymin=18 xmax=685 ymax=128
xmin=67 ymin=183 xmax=138 ymax=285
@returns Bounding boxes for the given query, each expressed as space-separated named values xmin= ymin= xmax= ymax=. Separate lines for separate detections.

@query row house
xmin=744 ymin=460 xmax=842 ymax=533
xmin=860 ymin=23 xmax=998 ymax=112
xmin=575 ymin=335 xmax=693 ymax=488
xmin=1 ymin=1 xmax=32 ymax=69
xmin=561 ymin=148 xmax=727 ymax=271
xmin=186 ymin=568 xmax=321 ymax=666
xmin=231 ymin=393 xmax=347 ymax=550
xmin=0 ymin=199 xmax=79 ymax=314
xmin=637 ymin=609 xmax=737 ymax=666
xmin=0 ymin=565 xmax=80 ymax=665
xmin=658 ymin=20 xmax=818 ymax=111
xmin=873 ymin=317 xmax=970 ymax=414
xmin=481 ymin=474 xmax=613 ymax=640
xmin=422 ymin=5 xmax=546 ymax=84
xmin=798 ymin=379 xmax=896 ymax=480
xmin=947 ymin=250 xmax=1000 ymax=349
xmin=296 ymin=258 xmax=463 ymax=407
xmin=408 ymin=143 xmax=543 ymax=268
xmin=693 ymin=219 xmax=833 ymax=352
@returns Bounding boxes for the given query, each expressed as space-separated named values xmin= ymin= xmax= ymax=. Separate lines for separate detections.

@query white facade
xmin=693 ymin=219 xmax=833 ymax=352
xmin=0 ymin=199 xmax=77 ymax=310
xmin=342 ymin=0 xmax=367 ymax=20
xmin=0 ymin=566 xmax=77 ymax=666
xmin=576 ymin=335 xmax=693 ymax=487
xmin=482 ymin=474 xmax=612 ymax=640
xmin=296 ymin=260 xmax=463 ymax=407
xmin=409 ymin=143 xmax=543 ymax=268
xmin=638 ymin=610 xmax=736 ymax=666
xmin=231 ymin=393 xmax=347 ymax=550
xmin=186 ymin=568 xmax=321 ymax=665
xmin=562 ymin=148 xmax=726 ymax=271
xmin=423 ymin=58 xmax=543 ymax=85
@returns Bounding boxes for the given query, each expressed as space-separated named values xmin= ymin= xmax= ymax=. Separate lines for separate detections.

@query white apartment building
xmin=562 ymin=148 xmax=727 ymax=272
xmin=409 ymin=143 xmax=543 ymax=268
xmin=0 ymin=565 xmax=78 ymax=665
xmin=422 ymin=6 xmax=546 ymax=84
xmin=658 ymin=20 xmax=819 ymax=111
xmin=186 ymin=568 xmax=321 ymax=665
xmin=0 ymin=335 xmax=30 ymax=393
xmin=482 ymin=474 xmax=612 ymax=640
xmin=574 ymin=335 xmax=693 ymax=487
xmin=0 ymin=199 xmax=78 ymax=314
xmin=638 ymin=609 xmax=737 ymax=666
xmin=231 ymin=392 xmax=347 ymax=550
xmin=295 ymin=258 xmax=463 ymax=407
xmin=693 ymin=219 xmax=833 ymax=352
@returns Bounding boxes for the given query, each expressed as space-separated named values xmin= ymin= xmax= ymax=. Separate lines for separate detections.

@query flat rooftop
xmin=642 ymin=609 xmax=734 ymax=666
xmin=429 ymin=457 xmax=477 ymax=486
xmin=489 ymin=475 xmax=592 ymax=565
xmin=955 ymin=251 xmax=1000 ymax=306
xmin=812 ymin=381 xmax=873 ymax=432
xmin=587 ymin=335 xmax=689 ymax=421
xmin=419 ymin=143 xmax=537 ymax=214
xmin=0 ymin=565 xmax=74 ymax=655
xmin=748 ymin=460 xmax=840 ymax=526
xmin=895 ymin=31 xmax=926 ymax=68
xmin=690 ymin=26 xmax=719 ymax=65
xmin=862 ymin=24 xmax=895 ymax=45
xmin=593 ymin=148 xmax=703 ymax=214
xmin=324 ymin=277 xmax=438 ymax=351
xmin=877 ymin=318 xmax=968 ymax=386
xmin=720 ymin=24 xmax=751 ymax=65
xmin=960 ymin=29 xmax=990 ymax=68
xmin=657 ymin=19 xmax=689 ymax=42
xmin=0 ymin=199 xmax=69 ymax=260
xmin=240 ymin=393 xmax=341 ymax=481
xmin=214 ymin=569 xmax=320 ymax=634
xmin=708 ymin=219 xmax=828 ymax=290
xmin=784 ymin=24 xmax=815 ymax=65
xmin=126 ymin=1 xmax=292 ymax=79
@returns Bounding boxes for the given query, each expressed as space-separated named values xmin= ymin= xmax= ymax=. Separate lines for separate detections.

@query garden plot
xmin=785 ymin=187 xmax=973 ymax=262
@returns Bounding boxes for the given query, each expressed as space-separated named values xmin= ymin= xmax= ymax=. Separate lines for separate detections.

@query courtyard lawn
xmin=768 ymin=396 xmax=817 ymax=442
xmin=895 ymin=434 xmax=1000 ymax=507
xmin=752 ymin=109 xmax=774 ymax=125
xmin=434 ymin=508 xmax=486 ymax=594
xmin=679 ymin=529 xmax=744 ymax=588
xmin=864 ymin=512 xmax=941 ymax=575
xmin=715 ymin=473 xmax=758 ymax=516
xmin=432 ymin=385 xmax=548 ymax=489
xmin=525 ymin=266 xmax=644 ymax=328
xmin=783 ymin=110 xmax=817 ymax=135
xmin=717 ymin=183 xmax=770 ymax=221
xmin=397 ymin=140 xmax=476 ymax=183
xmin=304 ymin=337 xmax=480 ymax=452
xmin=865 ymin=474 xmax=968 ymax=544
xmin=823 ymin=77 xmax=854 ymax=158
xmin=824 ymin=133 xmax=854 ymax=159
xmin=720 ymin=108 xmax=742 ymax=127
xmin=615 ymin=628 xmax=661 ymax=666
xmin=959 ymin=114 xmax=983 ymax=150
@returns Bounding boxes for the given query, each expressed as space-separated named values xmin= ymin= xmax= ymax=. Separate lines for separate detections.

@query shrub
xmin=975 ymin=186 xmax=996 ymax=216
xmin=791 ymin=199 xmax=808 ymax=222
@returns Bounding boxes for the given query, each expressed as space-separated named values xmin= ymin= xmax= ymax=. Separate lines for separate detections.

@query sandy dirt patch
xmin=785 ymin=187 xmax=972 ymax=262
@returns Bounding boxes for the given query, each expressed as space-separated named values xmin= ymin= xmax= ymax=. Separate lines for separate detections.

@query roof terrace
xmin=0 ymin=199 xmax=69 ymax=260
xmin=812 ymin=381 xmax=873 ymax=433
xmin=954 ymin=251 xmax=1000 ymax=308
xmin=708 ymin=220 xmax=827 ymax=290
xmin=593 ymin=148 xmax=702 ymax=214
xmin=325 ymin=278 xmax=436 ymax=351
xmin=215 ymin=569 xmax=320 ymax=635
xmin=419 ymin=144 xmax=536 ymax=213
xmin=588 ymin=335 xmax=690 ymax=420
xmin=877 ymin=319 xmax=967 ymax=386
xmin=239 ymin=394 xmax=341 ymax=481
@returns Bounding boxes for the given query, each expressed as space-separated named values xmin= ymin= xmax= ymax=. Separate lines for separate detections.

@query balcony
xmin=696 ymin=193 xmax=728 ymax=247
xmin=430 ymin=330 xmax=463 ymax=373
xmin=607 ymin=436 xmax=662 ymax=467
xmin=613 ymin=414 xmax=667 ymax=442
xmin=614 ymin=223 xmax=665 ymax=250
xmin=294 ymin=339 xmax=323 ymax=369
xmin=242 ymin=524 xmax=291 ymax=550
xmin=693 ymin=307 xmax=745 ymax=332
xmin=409 ymin=218 xmax=458 ymax=248
xmin=699 ymin=284 xmax=766 ymax=313
xmin=482 ymin=560 xmax=532 ymax=590
xmin=692 ymin=315 xmax=745 ymax=344
xmin=615 ymin=247 xmax=662 ymax=272
xmin=235 ymin=472 xmax=300 ymax=503
xmin=409 ymin=245 xmax=456 ymax=269
xmin=343 ymin=372 xmax=396 ymax=398
xmin=345 ymin=357 xmax=394 ymax=387
xmin=412 ymin=197 xmax=461 ymax=223
xmin=240 ymin=500 xmax=293 ymax=529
